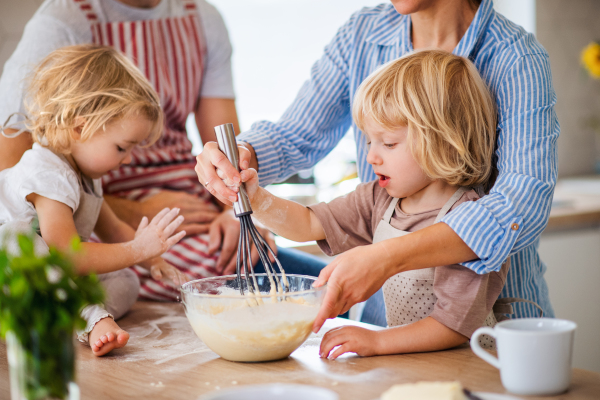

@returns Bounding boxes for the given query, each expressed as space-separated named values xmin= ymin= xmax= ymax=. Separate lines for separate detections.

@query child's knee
xmin=100 ymin=268 xmax=140 ymax=320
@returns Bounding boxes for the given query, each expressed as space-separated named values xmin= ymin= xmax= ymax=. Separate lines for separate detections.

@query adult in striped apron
xmin=77 ymin=0 xmax=227 ymax=300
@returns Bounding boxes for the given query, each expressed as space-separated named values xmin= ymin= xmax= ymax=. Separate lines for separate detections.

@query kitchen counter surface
xmin=1 ymin=301 xmax=598 ymax=400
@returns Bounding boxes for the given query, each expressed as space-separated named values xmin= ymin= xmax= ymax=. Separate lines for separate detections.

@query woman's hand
xmin=312 ymin=242 xmax=395 ymax=333
xmin=133 ymin=207 xmax=186 ymax=260
xmin=139 ymin=191 xmax=221 ymax=236
xmin=208 ymin=208 xmax=277 ymax=274
xmin=320 ymin=326 xmax=381 ymax=359
xmin=195 ymin=141 xmax=253 ymax=206
xmin=141 ymin=257 xmax=189 ymax=286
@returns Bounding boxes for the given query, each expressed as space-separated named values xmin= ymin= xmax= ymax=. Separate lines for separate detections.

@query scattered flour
xmin=95 ymin=303 xmax=215 ymax=371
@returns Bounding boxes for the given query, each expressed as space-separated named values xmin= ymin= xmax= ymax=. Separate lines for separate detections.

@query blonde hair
xmin=25 ymin=44 xmax=163 ymax=154
xmin=353 ymin=50 xmax=497 ymax=188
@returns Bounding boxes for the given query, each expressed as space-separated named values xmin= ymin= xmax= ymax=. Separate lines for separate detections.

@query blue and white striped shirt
xmin=238 ymin=0 xmax=559 ymax=319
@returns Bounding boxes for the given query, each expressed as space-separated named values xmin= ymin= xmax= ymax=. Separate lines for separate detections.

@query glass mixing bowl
xmin=180 ymin=274 xmax=327 ymax=362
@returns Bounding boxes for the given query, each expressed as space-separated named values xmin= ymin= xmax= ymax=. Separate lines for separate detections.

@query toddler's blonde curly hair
xmin=353 ymin=50 xmax=497 ymax=188
xmin=25 ymin=44 xmax=163 ymax=154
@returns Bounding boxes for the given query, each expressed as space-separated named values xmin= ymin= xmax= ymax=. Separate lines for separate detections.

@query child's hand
xmin=133 ymin=207 xmax=186 ymax=259
xmin=216 ymin=167 xmax=259 ymax=203
xmin=147 ymin=258 xmax=188 ymax=286
xmin=319 ymin=326 xmax=380 ymax=359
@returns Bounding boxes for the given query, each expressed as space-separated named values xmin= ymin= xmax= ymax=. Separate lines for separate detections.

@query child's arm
xmin=235 ymin=168 xmax=326 ymax=242
xmin=319 ymin=316 xmax=468 ymax=359
xmin=93 ymin=200 xmax=188 ymax=284
xmin=29 ymin=193 xmax=185 ymax=276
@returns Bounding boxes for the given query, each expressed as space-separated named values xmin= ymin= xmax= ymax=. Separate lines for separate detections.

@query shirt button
xmin=511 ymin=223 xmax=519 ymax=231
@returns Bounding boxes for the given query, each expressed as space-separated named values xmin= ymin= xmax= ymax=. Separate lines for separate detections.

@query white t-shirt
xmin=0 ymin=0 xmax=234 ymax=129
xmin=0 ymin=143 xmax=101 ymax=228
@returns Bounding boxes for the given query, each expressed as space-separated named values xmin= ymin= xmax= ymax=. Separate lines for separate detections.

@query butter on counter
xmin=381 ymin=381 xmax=466 ymax=400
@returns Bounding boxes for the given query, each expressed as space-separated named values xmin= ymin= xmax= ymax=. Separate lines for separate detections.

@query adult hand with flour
xmin=208 ymin=161 xmax=278 ymax=275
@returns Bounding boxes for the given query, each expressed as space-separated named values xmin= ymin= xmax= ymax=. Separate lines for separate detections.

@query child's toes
xmin=105 ymin=331 xmax=116 ymax=342
xmin=100 ymin=335 xmax=109 ymax=344
xmin=115 ymin=330 xmax=130 ymax=347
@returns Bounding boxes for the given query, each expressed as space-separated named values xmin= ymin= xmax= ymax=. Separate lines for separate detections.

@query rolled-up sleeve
xmin=442 ymin=52 xmax=559 ymax=274
xmin=237 ymin=16 xmax=355 ymax=185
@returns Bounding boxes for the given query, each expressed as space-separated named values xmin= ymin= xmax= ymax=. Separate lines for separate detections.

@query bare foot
xmin=89 ymin=317 xmax=129 ymax=357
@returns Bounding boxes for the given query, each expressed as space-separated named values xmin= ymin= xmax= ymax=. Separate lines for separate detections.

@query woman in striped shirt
xmin=196 ymin=0 xmax=558 ymax=330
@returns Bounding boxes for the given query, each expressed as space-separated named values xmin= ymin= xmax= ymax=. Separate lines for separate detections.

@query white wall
xmin=539 ymin=229 xmax=600 ymax=372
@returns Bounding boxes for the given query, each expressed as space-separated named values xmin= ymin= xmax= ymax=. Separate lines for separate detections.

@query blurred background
xmin=1 ymin=0 xmax=599 ymax=372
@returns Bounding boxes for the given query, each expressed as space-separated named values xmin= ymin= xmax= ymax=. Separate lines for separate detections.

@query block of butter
xmin=381 ymin=381 xmax=466 ymax=400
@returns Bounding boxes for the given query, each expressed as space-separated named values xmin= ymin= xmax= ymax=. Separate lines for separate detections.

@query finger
xmin=239 ymin=168 xmax=258 ymax=183
xmin=313 ymin=260 xmax=337 ymax=288
xmin=222 ymin=255 xmax=237 ymax=275
xmin=165 ymin=231 xmax=186 ymax=248
xmin=177 ymin=270 xmax=190 ymax=285
xmin=207 ymin=220 xmax=222 ymax=255
xmin=150 ymin=266 xmax=162 ymax=281
xmin=136 ymin=216 xmax=149 ymax=234
xmin=217 ymin=168 xmax=240 ymax=188
xmin=312 ymin=283 xmax=343 ymax=333
xmin=201 ymin=144 xmax=240 ymax=203
xmin=182 ymin=210 xmax=221 ymax=224
xmin=217 ymin=227 xmax=238 ymax=272
xmin=149 ymin=207 xmax=171 ymax=225
xmin=249 ymin=242 xmax=260 ymax=267
xmin=329 ymin=344 xmax=352 ymax=360
xmin=265 ymin=233 xmax=277 ymax=262
xmin=163 ymin=215 xmax=185 ymax=237
xmin=319 ymin=333 xmax=344 ymax=358
xmin=165 ymin=266 xmax=184 ymax=286
xmin=156 ymin=208 xmax=181 ymax=230
xmin=238 ymin=144 xmax=251 ymax=170
xmin=205 ymin=141 xmax=242 ymax=183
xmin=175 ymin=223 xmax=211 ymax=236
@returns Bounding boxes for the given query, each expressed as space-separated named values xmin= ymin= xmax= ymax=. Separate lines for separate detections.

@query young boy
xmin=218 ymin=49 xmax=507 ymax=358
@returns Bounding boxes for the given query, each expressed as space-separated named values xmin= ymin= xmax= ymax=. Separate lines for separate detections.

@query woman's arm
xmin=30 ymin=193 xmax=185 ymax=275
xmin=319 ymin=316 xmax=468 ymax=359
xmin=195 ymin=97 xmax=240 ymax=144
xmin=195 ymin=13 xmax=356 ymax=205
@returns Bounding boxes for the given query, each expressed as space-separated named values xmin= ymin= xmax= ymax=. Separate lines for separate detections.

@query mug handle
xmin=470 ymin=327 xmax=500 ymax=369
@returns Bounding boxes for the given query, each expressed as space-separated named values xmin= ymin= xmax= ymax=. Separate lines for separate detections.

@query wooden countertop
xmin=545 ymin=177 xmax=600 ymax=232
xmin=1 ymin=302 xmax=599 ymax=400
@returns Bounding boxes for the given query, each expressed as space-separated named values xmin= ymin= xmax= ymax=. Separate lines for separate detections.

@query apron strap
xmin=382 ymin=198 xmax=400 ymax=223
xmin=434 ymin=186 xmax=469 ymax=224
xmin=493 ymin=297 xmax=544 ymax=319
xmin=1 ymin=112 xmax=29 ymax=138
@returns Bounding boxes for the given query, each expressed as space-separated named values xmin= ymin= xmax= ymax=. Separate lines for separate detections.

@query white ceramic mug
xmin=471 ymin=318 xmax=577 ymax=396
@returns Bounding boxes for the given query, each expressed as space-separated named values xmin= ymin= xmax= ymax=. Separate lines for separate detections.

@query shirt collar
xmin=365 ymin=0 xmax=494 ymax=59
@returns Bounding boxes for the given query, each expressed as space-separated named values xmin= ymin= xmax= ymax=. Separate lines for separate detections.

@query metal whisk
xmin=214 ymin=123 xmax=289 ymax=298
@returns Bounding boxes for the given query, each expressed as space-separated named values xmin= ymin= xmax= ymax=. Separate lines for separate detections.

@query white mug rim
xmin=495 ymin=317 xmax=577 ymax=335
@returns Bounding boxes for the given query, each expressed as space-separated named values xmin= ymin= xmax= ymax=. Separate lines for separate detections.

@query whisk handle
xmin=214 ymin=123 xmax=253 ymax=216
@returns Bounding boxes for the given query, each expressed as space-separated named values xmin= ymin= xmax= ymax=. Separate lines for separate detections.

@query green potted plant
xmin=0 ymin=232 xmax=104 ymax=400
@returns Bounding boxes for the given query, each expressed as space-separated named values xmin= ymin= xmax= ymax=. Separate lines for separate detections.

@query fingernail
xmin=233 ymin=175 xmax=241 ymax=183
xmin=229 ymin=195 xmax=238 ymax=202
xmin=242 ymin=161 xmax=249 ymax=169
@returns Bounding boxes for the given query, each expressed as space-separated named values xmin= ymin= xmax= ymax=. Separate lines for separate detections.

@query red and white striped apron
xmin=78 ymin=0 xmax=221 ymax=301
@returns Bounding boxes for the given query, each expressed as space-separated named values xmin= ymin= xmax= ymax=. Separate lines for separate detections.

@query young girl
xmin=218 ymin=50 xmax=510 ymax=357
xmin=0 ymin=45 xmax=187 ymax=356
